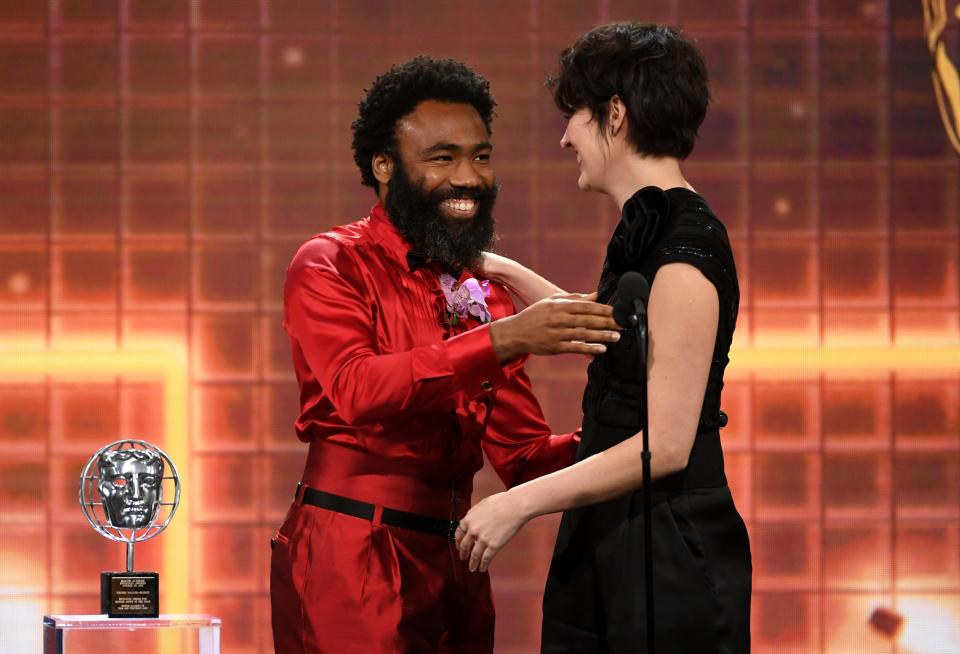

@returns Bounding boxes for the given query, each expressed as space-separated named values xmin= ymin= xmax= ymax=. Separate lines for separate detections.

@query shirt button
xmin=480 ymin=380 xmax=493 ymax=392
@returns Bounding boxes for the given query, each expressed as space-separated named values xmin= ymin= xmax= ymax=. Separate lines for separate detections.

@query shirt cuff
xmin=447 ymin=323 xmax=508 ymax=398
xmin=510 ymin=430 xmax=582 ymax=486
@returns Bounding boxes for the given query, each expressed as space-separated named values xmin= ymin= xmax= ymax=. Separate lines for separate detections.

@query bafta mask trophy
xmin=923 ymin=0 xmax=960 ymax=154
xmin=79 ymin=439 xmax=180 ymax=618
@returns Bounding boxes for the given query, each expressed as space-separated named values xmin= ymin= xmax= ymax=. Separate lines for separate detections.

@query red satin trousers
xmin=270 ymin=498 xmax=495 ymax=653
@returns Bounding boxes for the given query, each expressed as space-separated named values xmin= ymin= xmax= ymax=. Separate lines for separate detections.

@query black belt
xmin=298 ymin=485 xmax=460 ymax=541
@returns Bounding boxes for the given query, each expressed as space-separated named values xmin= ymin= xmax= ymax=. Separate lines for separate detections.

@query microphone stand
xmin=633 ymin=297 xmax=655 ymax=654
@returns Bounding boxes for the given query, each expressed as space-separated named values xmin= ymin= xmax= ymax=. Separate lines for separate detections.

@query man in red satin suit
xmin=270 ymin=56 xmax=620 ymax=653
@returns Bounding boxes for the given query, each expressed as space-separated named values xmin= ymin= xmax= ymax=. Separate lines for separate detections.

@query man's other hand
xmin=489 ymin=292 xmax=620 ymax=362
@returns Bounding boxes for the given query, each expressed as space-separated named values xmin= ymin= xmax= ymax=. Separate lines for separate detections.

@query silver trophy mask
xmin=97 ymin=449 xmax=164 ymax=529
xmin=80 ymin=439 xmax=180 ymax=571
xmin=80 ymin=439 xmax=181 ymax=617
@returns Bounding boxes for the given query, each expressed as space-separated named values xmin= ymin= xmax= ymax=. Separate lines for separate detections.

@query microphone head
xmin=612 ymin=272 xmax=650 ymax=328
xmin=618 ymin=271 xmax=650 ymax=305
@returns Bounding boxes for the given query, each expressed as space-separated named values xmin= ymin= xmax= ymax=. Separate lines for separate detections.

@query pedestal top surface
xmin=43 ymin=614 xmax=221 ymax=630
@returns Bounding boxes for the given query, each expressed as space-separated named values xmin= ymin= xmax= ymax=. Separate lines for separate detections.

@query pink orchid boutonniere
xmin=439 ymin=273 xmax=492 ymax=325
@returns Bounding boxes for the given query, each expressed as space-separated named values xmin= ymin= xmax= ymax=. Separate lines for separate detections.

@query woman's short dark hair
xmin=351 ymin=56 xmax=497 ymax=189
xmin=548 ymin=22 xmax=709 ymax=159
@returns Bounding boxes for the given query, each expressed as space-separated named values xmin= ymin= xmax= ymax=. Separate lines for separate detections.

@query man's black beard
xmin=385 ymin=163 xmax=498 ymax=273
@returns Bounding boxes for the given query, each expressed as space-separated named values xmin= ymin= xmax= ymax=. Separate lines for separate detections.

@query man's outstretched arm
xmin=284 ymin=238 xmax=619 ymax=426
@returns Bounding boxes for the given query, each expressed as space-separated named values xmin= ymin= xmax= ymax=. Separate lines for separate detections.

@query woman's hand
xmin=455 ymin=491 xmax=531 ymax=573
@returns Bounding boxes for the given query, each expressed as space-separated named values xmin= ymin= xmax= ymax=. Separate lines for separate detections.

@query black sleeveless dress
xmin=541 ymin=187 xmax=752 ymax=653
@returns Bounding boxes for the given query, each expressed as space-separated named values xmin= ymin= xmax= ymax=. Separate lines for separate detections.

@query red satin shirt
xmin=283 ymin=203 xmax=578 ymax=515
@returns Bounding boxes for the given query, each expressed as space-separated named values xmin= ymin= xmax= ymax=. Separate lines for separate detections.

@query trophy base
xmin=100 ymin=571 xmax=159 ymax=618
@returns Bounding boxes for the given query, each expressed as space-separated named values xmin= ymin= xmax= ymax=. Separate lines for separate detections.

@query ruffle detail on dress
xmin=605 ymin=186 xmax=672 ymax=275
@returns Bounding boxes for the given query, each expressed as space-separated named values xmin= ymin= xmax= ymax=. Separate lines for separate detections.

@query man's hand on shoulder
xmin=488 ymin=292 xmax=620 ymax=362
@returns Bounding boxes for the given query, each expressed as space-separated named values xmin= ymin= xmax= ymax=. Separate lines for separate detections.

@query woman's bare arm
xmin=456 ymin=262 xmax=719 ymax=571
xmin=481 ymin=252 xmax=567 ymax=306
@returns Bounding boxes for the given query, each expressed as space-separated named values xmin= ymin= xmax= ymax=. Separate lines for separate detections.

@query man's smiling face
xmin=392 ymin=100 xmax=495 ymax=221
xmin=379 ymin=100 xmax=499 ymax=272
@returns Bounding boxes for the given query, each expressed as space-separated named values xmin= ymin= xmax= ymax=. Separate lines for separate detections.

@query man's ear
xmin=607 ymin=96 xmax=627 ymax=138
xmin=373 ymin=152 xmax=395 ymax=185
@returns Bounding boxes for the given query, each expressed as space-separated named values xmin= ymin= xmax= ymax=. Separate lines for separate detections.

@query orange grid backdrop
xmin=1 ymin=1 xmax=959 ymax=653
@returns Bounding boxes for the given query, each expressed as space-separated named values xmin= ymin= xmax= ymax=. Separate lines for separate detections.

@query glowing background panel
xmin=0 ymin=1 xmax=958 ymax=653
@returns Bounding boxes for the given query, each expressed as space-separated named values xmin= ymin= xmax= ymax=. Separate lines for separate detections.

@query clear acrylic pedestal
xmin=43 ymin=614 xmax=221 ymax=654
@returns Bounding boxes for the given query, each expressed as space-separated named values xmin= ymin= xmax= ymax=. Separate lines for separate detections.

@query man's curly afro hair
xmin=351 ymin=56 xmax=497 ymax=189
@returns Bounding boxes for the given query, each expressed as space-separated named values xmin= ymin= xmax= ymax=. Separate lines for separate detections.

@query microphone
xmin=612 ymin=270 xmax=655 ymax=651
xmin=613 ymin=272 xmax=650 ymax=329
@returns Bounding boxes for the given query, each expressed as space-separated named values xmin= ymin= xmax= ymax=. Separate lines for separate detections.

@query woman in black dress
xmin=455 ymin=22 xmax=752 ymax=653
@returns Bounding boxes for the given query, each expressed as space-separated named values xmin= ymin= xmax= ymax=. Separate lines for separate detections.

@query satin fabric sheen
xmin=271 ymin=204 xmax=579 ymax=653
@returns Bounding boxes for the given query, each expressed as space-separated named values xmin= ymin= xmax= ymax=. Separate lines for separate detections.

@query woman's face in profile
xmin=560 ymin=108 xmax=609 ymax=193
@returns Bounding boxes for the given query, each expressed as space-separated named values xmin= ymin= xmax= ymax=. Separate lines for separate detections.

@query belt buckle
xmin=446 ymin=520 xmax=460 ymax=541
